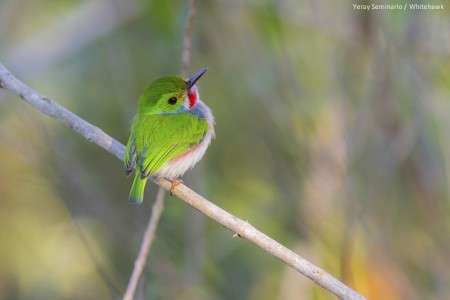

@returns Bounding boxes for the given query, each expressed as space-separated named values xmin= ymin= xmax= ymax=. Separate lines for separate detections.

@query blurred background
xmin=1 ymin=0 xmax=450 ymax=299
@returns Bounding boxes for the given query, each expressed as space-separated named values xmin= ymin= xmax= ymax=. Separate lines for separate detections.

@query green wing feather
xmin=129 ymin=175 xmax=148 ymax=204
xmin=125 ymin=139 xmax=136 ymax=176
xmin=133 ymin=113 xmax=208 ymax=175
xmin=125 ymin=113 xmax=208 ymax=204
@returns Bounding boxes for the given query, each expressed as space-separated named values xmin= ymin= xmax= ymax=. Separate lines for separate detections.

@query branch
xmin=0 ymin=63 xmax=365 ymax=300
xmin=124 ymin=1 xmax=198 ymax=296
xmin=123 ymin=186 xmax=165 ymax=300
xmin=0 ymin=64 xmax=125 ymax=160
xmin=181 ymin=0 xmax=196 ymax=78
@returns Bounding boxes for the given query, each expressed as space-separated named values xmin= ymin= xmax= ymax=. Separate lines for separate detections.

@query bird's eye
xmin=168 ymin=97 xmax=178 ymax=105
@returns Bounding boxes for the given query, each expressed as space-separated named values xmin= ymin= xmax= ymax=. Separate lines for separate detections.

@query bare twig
xmin=0 ymin=64 xmax=125 ymax=160
xmin=123 ymin=2 xmax=199 ymax=297
xmin=157 ymin=178 xmax=365 ymax=299
xmin=123 ymin=187 xmax=165 ymax=300
xmin=0 ymin=62 xmax=365 ymax=300
xmin=181 ymin=0 xmax=196 ymax=77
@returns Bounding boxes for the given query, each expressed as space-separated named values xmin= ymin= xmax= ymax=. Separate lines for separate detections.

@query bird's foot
xmin=169 ymin=178 xmax=184 ymax=196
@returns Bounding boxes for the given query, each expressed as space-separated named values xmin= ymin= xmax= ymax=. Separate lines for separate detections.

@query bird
xmin=124 ymin=68 xmax=215 ymax=204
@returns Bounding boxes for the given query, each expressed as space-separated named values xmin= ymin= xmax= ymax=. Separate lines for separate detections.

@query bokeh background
xmin=1 ymin=0 xmax=450 ymax=299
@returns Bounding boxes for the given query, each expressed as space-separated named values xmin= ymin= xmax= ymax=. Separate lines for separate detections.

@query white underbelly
xmin=155 ymin=129 xmax=213 ymax=179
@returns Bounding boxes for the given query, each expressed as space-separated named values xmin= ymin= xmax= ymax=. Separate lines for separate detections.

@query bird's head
xmin=138 ymin=68 xmax=207 ymax=115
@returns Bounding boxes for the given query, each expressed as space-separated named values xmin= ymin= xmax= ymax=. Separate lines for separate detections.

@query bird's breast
xmin=155 ymin=128 xmax=214 ymax=179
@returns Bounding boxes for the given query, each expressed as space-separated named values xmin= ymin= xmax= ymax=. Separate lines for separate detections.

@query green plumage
xmin=129 ymin=175 xmax=147 ymax=204
xmin=125 ymin=75 xmax=209 ymax=204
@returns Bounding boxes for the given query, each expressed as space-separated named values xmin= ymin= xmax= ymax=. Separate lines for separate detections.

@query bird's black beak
xmin=186 ymin=68 xmax=208 ymax=91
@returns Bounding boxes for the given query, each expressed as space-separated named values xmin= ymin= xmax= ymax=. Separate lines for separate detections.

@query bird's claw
xmin=169 ymin=179 xmax=183 ymax=196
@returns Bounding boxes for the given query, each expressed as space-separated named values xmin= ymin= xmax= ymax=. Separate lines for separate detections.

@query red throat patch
xmin=188 ymin=88 xmax=197 ymax=108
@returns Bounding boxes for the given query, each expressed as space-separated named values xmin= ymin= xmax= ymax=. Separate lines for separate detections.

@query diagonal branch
xmin=0 ymin=64 xmax=125 ymax=161
xmin=0 ymin=63 xmax=365 ymax=300
xmin=124 ymin=1 xmax=199 ymax=297
xmin=123 ymin=186 xmax=165 ymax=300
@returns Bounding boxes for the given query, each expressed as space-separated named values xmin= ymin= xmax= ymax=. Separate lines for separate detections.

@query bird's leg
xmin=168 ymin=178 xmax=184 ymax=196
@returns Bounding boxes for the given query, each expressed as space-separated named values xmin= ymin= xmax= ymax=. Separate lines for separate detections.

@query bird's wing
xmin=125 ymin=129 xmax=137 ymax=176
xmin=132 ymin=113 xmax=208 ymax=177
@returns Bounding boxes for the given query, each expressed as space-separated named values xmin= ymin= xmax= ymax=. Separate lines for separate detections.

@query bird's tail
xmin=129 ymin=174 xmax=148 ymax=204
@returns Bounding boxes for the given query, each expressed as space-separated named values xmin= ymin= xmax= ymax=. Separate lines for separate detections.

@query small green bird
xmin=125 ymin=68 xmax=215 ymax=204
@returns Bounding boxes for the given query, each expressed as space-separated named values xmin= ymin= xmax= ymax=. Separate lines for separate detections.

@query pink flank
xmin=155 ymin=94 xmax=214 ymax=179
xmin=172 ymin=142 xmax=202 ymax=162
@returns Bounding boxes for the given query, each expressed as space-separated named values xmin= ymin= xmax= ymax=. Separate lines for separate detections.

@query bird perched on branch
xmin=124 ymin=68 xmax=215 ymax=204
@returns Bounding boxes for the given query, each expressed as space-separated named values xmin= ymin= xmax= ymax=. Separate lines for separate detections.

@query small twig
xmin=123 ymin=2 xmax=199 ymax=298
xmin=157 ymin=178 xmax=365 ymax=300
xmin=0 ymin=62 xmax=365 ymax=300
xmin=0 ymin=64 xmax=124 ymax=161
xmin=181 ymin=0 xmax=196 ymax=78
xmin=123 ymin=186 xmax=165 ymax=300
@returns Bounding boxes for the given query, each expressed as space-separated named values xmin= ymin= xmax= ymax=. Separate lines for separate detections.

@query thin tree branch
xmin=123 ymin=186 xmax=165 ymax=300
xmin=124 ymin=1 xmax=199 ymax=297
xmin=181 ymin=0 xmax=196 ymax=78
xmin=0 ymin=63 xmax=365 ymax=300
xmin=0 ymin=64 xmax=125 ymax=160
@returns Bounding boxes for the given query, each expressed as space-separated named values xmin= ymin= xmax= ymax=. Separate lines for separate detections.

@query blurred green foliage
xmin=1 ymin=0 xmax=450 ymax=299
